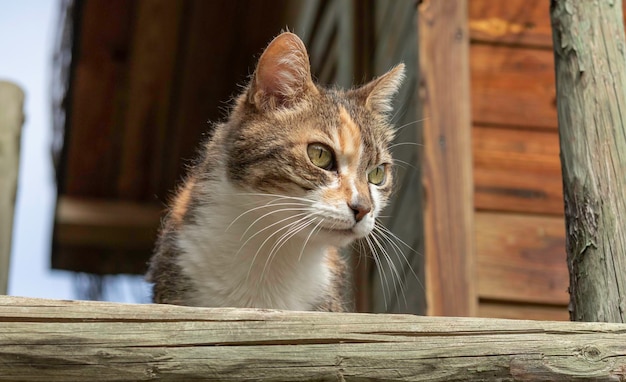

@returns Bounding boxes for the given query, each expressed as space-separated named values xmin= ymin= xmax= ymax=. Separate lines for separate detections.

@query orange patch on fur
xmin=338 ymin=107 xmax=361 ymax=158
xmin=170 ymin=179 xmax=194 ymax=224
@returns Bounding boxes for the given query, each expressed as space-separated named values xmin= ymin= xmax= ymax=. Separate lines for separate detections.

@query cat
xmin=146 ymin=32 xmax=405 ymax=312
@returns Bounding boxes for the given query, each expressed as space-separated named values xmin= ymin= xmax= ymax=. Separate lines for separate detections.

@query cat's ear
xmin=249 ymin=32 xmax=317 ymax=110
xmin=354 ymin=64 xmax=405 ymax=115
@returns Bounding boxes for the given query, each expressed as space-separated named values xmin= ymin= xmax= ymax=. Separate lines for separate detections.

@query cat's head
xmin=225 ymin=32 xmax=404 ymax=246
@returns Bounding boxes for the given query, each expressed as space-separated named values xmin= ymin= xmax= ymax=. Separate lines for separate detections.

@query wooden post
xmin=0 ymin=82 xmax=25 ymax=295
xmin=1 ymin=296 xmax=626 ymax=381
xmin=418 ymin=0 xmax=476 ymax=316
xmin=551 ymin=0 xmax=626 ymax=323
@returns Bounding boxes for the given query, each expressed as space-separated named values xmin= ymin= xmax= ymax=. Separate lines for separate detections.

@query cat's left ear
xmin=249 ymin=32 xmax=318 ymax=110
xmin=353 ymin=64 xmax=405 ymax=115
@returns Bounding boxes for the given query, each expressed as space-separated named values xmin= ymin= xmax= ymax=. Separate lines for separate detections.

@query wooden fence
xmin=1 ymin=296 xmax=625 ymax=381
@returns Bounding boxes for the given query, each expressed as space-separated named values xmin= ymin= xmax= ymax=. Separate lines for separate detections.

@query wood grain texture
xmin=471 ymin=44 xmax=557 ymax=129
xmin=476 ymin=212 xmax=568 ymax=305
xmin=116 ymin=0 xmax=183 ymax=200
xmin=469 ymin=0 xmax=552 ymax=48
xmin=1 ymin=296 xmax=626 ymax=381
xmin=469 ymin=0 xmax=626 ymax=48
xmin=64 ymin=0 xmax=134 ymax=197
xmin=551 ymin=0 xmax=626 ymax=323
xmin=478 ymin=301 xmax=569 ymax=321
xmin=473 ymin=126 xmax=564 ymax=214
xmin=419 ymin=0 xmax=476 ymax=316
xmin=0 ymin=82 xmax=24 ymax=294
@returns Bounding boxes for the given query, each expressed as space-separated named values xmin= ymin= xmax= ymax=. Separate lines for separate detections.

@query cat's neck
xmin=176 ymin=178 xmax=332 ymax=310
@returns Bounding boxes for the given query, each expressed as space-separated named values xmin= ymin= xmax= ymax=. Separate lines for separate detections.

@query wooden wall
xmin=469 ymin=1 xmax=569 ymax=320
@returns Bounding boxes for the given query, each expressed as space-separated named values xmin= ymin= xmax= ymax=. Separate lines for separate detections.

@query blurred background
xmin=2 ymin=0 xmax=148 ymax=302
xmin=2 ymin=0 xmax=422 ymax=310
xmin=2 ymin=0 xmax=575 ymax=320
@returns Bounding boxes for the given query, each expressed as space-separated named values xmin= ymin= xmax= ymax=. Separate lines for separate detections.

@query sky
xmin=1 ymin=0 xmax=148 ymax=302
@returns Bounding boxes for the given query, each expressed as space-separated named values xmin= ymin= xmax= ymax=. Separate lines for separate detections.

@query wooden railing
xmin=1 ymin=296 xmax=625 ymax=381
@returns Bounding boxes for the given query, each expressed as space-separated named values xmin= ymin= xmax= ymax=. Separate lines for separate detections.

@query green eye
xmin=367 ymin=165 xmax=386 ymax=185
xmin=307 ymin=143 xmax=334 ymax=170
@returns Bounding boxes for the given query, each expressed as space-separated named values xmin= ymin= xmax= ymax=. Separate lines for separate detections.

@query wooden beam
xmin=0 ymin=82 xmax=24 ymax=294
xmin=551 ymin=0 xmax=626 ymax=323
xmin=1 ymin=296 xmax=625 ymax=381
xmin=419 ymin=0 xmax=476 ymax=316
xmin=54 ymin=196 xmax=162 ymax=248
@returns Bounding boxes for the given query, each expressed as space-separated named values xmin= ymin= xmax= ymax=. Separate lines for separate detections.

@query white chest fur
xmin=175 ymin=181 xmax=332 ymax=310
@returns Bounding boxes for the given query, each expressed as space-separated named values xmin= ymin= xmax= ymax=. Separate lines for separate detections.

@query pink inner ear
xmin=253 ymin=33 xmax=314 ymax=108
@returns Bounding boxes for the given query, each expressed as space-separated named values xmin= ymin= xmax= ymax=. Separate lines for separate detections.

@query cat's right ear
xmin=249 ymin=32 xmax=318 ymax=111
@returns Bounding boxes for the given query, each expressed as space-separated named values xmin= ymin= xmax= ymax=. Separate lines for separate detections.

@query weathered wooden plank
xmin=471 ymin=44 xmax=557 ymax=130
xmin=0 ymin=82 xmax=24 ymax=295
xmin=478 ymin=301 xmax=569 ymax=321
xmin=476 ymin=212 xmax=568 ymax=305
xmin=1 ymin=296 xmax=625 ymax=381
xmin=52 ymin=197 xmax=161 ymax=274
xmin=54 ymin=196 xmax=161 ymax=248
xmin=469 ymin=0 xmax=626 ymax=48
xmin=469 ymin=0 xmax=552 ymax=48
xmin=551 ymin=0 xmax=626 ymax=323
xmin=419 ymin=0 xmax=476 ymax=316
xmin=473 ymin=126 xmax=564 ymax=214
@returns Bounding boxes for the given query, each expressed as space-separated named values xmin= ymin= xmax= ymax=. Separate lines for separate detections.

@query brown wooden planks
xmin=419 ymin=0 xmax=476 ymax=316
xmin=473 ymin=126 xmax=564 ymax=214
xmin=478 ymin=301 xmax=569 ymax=321
xmin=116 ymin=0 xmax=184 ymax=200
xmin=471 ymin=44 xmax=557 ymax=130
xmin=469 ymin=0 xmax=626 ymax=48
xmin=64 ymin=0 xmax=134 ymax=197
xmin=476 ymin=212 xmax=568 ymax=305
xmin=469 ymin=0 xmax=552 ymax=48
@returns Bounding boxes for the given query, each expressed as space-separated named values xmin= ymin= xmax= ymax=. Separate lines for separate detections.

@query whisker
xmin=247 ymin=213 xmax=314 ymax=283
xmin=298 ymin=219 xmax=324 ymax=262
xmin=240 ymin=207 xmax=310 ymax=240
xmin=393 ymin=117 xmax=428 ymax=133
xmin=365 ymin=235 xmax=389 ymax=310
xmin=237 ymin=212 xmax=308 ymax=257
xmin=369 ymin=229 xmax=408 ymax=309
xmin=227 ymin=202 xmax=309 ymax=231
xmin=389 ymin=141 xmax=424 ymax=149
xmin=392 ymin=158 xmax=418 ymax=171
xmin=373 ymin=223 xmax=424 ymax=293
xmin=259 ymin=215 xmax=316 ymax=284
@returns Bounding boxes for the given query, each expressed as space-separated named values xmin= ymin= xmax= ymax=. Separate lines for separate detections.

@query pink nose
xmin=348 ymin=202 xmax=371 ymax=222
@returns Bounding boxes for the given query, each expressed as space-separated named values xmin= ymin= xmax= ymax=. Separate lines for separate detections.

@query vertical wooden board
xmin=116 ymin=0 xmax=184 ymax=200
xmin=419 ymin=0 xmax=476 ymax=316
xmin=476 ymin=212 xmax=568 ymax=305
xmin=0 ymin=82 xmax=24 ymax=294
xmin=471 ymin=44 xmax=557 ymax=129
xmin=64 ymin=0 xmax=134 ymax=197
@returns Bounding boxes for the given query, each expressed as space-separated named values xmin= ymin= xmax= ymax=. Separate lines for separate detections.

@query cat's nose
xmin=348 ymin=202 xmax=371 ymax=223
